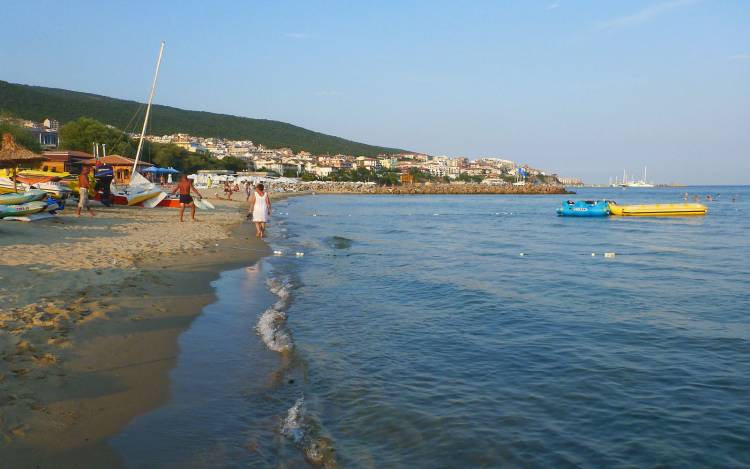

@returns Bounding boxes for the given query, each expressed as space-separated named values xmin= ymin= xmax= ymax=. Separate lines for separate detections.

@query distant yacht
xmin=611 ymin=167 xmax=654 ymax=188
xmin=625 ymin=166 xmax=654 ymax=188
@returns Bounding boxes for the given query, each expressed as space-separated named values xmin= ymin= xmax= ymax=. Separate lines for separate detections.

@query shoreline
xmin=264 ymin=181 xmax=570 ymax=195
xmin=3 ymin=189 xmax=560 ymax=467
xmin=0 ymin=193 xmax=291 ymax=467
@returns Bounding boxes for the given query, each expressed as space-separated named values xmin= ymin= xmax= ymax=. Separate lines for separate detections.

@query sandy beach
xmin=0 ymin=194 xmax=274 ymax=467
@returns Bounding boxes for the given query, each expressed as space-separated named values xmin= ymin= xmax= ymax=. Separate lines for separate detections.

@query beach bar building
xmin=39 ymin=150 xmax=95 ymax=174
xmin=86 ymin=155 xmax=153 ymax=184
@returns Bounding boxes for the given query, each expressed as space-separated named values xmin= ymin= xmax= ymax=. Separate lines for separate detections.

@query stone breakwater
xmin=269 ymin=182 xmax=570 ymax=195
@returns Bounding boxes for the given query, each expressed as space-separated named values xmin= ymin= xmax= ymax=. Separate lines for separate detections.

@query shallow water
xmin=114 ymin=186 xmax=750 ymax=467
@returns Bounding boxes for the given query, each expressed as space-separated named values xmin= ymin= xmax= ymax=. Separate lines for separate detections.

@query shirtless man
xmin=171 ymin=174 xmax=203 ymax=222
xmin=76 ymin=166 xmax=95 ymax=217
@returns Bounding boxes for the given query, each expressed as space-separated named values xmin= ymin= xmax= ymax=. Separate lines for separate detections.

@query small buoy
xmin=295 ymin=252 xmax=305 ymax=257
xmin=273 ymin=250 xmax=283 ymax=256
xmin=604 ymin=252 xmax=616 ymax=258
xmin=519 ymin=252 xmax=526 ymax=256
xmin=591 ymin=252 xmax=596 ymax=257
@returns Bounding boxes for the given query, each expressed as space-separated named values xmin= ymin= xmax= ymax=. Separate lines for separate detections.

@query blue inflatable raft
xmin=557 ymin=200 xmax=610 ymax=217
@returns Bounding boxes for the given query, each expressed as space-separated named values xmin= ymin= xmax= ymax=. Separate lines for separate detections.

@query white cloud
xmin=729 ymin=53 xmax=750 ymax=61
xmin=546 ymin=3 xmax=560 ymax=10
xmin=596 ymin=0 xmax=698 ymax=31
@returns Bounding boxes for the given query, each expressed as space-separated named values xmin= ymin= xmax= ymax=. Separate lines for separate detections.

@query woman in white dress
xmin=248 ymin=183 xmax=271 ymax=238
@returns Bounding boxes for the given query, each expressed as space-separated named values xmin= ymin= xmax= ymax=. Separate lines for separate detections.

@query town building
xmin=39 ymin=150 xmax=95 ymax=173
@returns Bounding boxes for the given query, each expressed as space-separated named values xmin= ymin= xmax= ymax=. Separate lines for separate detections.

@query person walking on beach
xmin=247 ymin=183 xmax=271 ymax=238
xmin=170 ymin=174 xmax=204 ymax=222
xmin=245 ymin=180 xmax=254 ymax=201
xmin=76 ymin=166 xmax=95 ymax=217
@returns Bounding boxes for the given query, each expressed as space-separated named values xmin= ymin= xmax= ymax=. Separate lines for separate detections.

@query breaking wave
xmin=256 ymin=276 xmax=294 ymax=353
xmin=282 ymin=397 xmax=338 ymax=468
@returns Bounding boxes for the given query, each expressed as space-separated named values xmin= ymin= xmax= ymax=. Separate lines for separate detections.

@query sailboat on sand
xmin=111 ymin=42 xmax=167 ymax=206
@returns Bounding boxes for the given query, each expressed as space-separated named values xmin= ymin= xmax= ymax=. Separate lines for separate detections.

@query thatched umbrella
xmin=0 ymin=133 xmax=45 ymax=193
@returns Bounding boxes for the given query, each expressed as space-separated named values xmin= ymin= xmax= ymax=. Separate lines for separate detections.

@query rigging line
xmin=96 ymin=102 xmax=146 ymax=158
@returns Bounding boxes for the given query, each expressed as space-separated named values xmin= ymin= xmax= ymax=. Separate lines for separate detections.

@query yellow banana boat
xmin=608 ymin=202 xmax=707 ymax=216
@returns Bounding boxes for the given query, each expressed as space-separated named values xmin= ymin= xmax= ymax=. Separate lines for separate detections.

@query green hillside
xmin=0 ymin=80 xmax=406 ymax=156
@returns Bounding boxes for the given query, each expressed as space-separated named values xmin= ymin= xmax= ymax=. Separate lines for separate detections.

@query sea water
xmin=114 ymin=186 xmax=750 ymax=468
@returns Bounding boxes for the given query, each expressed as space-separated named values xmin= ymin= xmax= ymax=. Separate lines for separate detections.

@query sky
xmin=1 ymin=0 xmax=748 ymax=184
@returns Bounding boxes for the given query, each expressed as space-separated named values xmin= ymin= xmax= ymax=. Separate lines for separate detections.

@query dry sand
xmin=0 ymin=193 xmax=276 ymax=467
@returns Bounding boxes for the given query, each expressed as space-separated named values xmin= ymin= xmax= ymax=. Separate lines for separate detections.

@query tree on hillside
xmin=0 ymin=121 xmax=42 ymax=152
xmin=219 ymin=156 xmax=248 ymax=172
xmin=59 ymin=117 xmax=136 ymax=156
xmin=142 ymin=141 xmax=187 ymax=168
xmin=1 ymin=81 xmax=408 ymax=156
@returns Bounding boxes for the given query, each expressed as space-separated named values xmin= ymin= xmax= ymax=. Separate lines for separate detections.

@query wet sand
xmin=0 ymin=194 xmax=277 ymax=467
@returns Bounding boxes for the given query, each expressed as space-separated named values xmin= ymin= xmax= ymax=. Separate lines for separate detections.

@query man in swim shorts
xmin=171 ymin=174 xmax=204 ymax=222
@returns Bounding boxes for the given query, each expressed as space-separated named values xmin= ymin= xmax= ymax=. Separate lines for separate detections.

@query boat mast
xmin=132 ymin=41 xmax=165 ymax=175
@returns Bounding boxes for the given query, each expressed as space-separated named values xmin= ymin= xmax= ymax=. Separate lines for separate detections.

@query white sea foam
xmin=266 ymin=276 xmax=291 ymax=299
xmin=257 ymin=275 xmax=295 ymax=352
xmin=281 ymin=397 xmax=306 ymax=443
xmin=256 ymin=308 xmax=293 ymax=352
xmin=281 ymin=397 xmax=337 ymax=467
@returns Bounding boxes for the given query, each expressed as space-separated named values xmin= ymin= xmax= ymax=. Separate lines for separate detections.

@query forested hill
xmin=0 ymin=80 xmax=406 ymax=156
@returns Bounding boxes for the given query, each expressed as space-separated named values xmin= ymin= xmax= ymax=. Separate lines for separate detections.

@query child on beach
xmin=247 ymin=183 xmax=271 ymax=238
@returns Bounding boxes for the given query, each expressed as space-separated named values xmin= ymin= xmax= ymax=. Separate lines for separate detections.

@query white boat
xmin=26 ymin=180 xmax=73 ymax=199
xmin=111 ymin=171 xmax=164 ymax=206
xmin=110 ymin=42 xmax=166 ymax=207
xmin=620 ymin=167 xmax=655 ymax=188
xmin=625 ymin=180 xmax=655 ymax=188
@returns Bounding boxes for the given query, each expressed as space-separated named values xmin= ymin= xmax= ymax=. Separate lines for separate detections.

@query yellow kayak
xmin=0 ymin=168 xmax=72 ymax=178
xmin=608 ymin=202 xmax=707 ymax=216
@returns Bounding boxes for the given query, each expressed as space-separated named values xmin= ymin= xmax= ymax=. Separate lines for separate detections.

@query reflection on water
xmin=111 ymin=263 xmax=309 ymax=468
xmin=114 ymin=187 xmax=750 ymax=468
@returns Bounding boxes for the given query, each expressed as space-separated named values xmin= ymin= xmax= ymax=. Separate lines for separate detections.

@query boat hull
xmin=0 ymin=189 xmax=47 ymax=205
xmin=608 ymin=203 xmax=707 ymax=217
xmin=0 ymin=201 xmax=48 ymax=218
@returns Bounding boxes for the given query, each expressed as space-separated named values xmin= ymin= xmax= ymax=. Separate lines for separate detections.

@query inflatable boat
xmin=608 ymin=202 xmax=707 ymax=217
xmin=557 ymin=200 xmax=610 ymax=217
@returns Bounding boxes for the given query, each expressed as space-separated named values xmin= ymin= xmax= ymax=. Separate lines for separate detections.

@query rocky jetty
xmin=269 ymin=181 xmax=570 ymax=195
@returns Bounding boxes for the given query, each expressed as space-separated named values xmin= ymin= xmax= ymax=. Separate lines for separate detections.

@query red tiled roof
xmin=89 ymin=155 xmax=153 ymax=166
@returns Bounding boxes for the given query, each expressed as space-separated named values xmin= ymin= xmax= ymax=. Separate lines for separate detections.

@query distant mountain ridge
xmin=0 ymin=80 xmax=406 ymax=156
